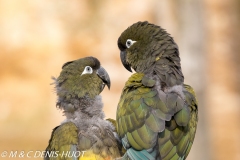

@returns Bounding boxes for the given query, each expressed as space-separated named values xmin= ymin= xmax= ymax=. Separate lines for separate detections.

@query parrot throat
xmin=53 ymin=76 xmax=104 ymax=117
xmin=57 ymin=95 xmax=105 ymax=120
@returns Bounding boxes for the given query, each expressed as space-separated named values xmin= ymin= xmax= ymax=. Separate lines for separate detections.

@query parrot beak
xmin=96 ymin=66 xmax=111 ymax=90
xmin=120 ymin=51 xmax=132 ymax=72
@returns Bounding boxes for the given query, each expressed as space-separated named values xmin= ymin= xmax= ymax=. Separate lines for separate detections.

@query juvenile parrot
xmin=116 ymin=21 xmax=198 ymax=160
xmin=45 ymin=57 xmax=121 ymax=160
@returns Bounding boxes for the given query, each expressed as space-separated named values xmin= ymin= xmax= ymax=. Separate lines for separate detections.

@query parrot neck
xmin=152 ymin=52 xmax=184 ymax=87
xmin=58 ymin=95 xmax=105 ymax=120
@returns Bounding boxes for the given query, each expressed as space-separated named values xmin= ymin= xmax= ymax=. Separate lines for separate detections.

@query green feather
xmin=158 ymin=129 xmax=171 ymax=145
xmin=145 ymin=114 xmax=164 ymax=132
xmin=159 ymin=140 xmax=174 ymax=158
xmin=45 ymin=122 xmax=78 ymax=160
xmin=162 ymin=146 xmax=177 ymax=160
xmin=174 ymin=107 xmax=190 ymax=126
xmin=137 ymin=124 xmax=157 ymax=145
xmin=128 ymin=131 xmax=147 ymax=149
xmin=170 ymin=127 xmax=184 ymax=145
xmin=177 ymin=134 xmax=190 ymax=156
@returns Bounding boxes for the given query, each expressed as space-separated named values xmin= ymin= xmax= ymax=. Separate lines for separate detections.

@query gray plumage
xmin=45 ymin=57 xmax=121 ymax=160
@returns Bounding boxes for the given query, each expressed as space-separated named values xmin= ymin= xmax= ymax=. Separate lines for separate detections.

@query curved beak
xmin=96 ymin=66 xmax=111 ymax=90
xmin=120 ymin=51 xmax=132 ymax=72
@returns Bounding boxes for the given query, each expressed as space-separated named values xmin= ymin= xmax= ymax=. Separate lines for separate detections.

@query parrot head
xmin=117 ymin=21 xmax=183 ymax=81
xmin=55 ymin=57 xmax=110 ymax=101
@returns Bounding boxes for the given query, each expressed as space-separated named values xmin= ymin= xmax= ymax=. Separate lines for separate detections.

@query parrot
xmin=45 ymin=56 xmax=121 ymax=160
xmin=116 ymin=21 xmax=198 ymax=160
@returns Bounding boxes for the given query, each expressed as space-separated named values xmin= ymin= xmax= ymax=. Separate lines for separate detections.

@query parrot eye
xmin=81 ymin=66 xmax=93 ymax=75
xmin=126 ymin=39 xmax=136 ymax=48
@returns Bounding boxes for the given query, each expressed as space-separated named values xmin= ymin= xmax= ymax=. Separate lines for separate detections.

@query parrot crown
xmin=61 ymin=56 xmax=100 ymax=70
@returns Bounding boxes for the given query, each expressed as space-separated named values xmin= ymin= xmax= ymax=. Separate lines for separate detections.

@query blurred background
xmin=0 ymin=0 xmax=240 ymax=159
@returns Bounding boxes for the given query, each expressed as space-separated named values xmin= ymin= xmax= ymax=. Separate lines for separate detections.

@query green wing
xmin=45 ymin=122 xmax=78 ymax=160
xmin=158 ymin=84 xmax=198 ymax=160
xmin=117 ymin=73 xmax=198 ymax=159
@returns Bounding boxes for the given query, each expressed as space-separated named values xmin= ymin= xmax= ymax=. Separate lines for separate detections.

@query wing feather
xmin=117 ymin=73 xmax=198 ymax=159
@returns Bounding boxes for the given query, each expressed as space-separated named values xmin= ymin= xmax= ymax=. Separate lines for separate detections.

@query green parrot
xmin=45 ymin=57 xmax=121 ymax=160
xmin=116 ymin=21 xmax=198 ymax=160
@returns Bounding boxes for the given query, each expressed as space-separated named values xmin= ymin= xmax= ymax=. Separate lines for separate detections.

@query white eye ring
xmin=81 ymin=66 xmax=93 ymax=75
xmin=126 ymin=39 xmax=136 ymax=48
